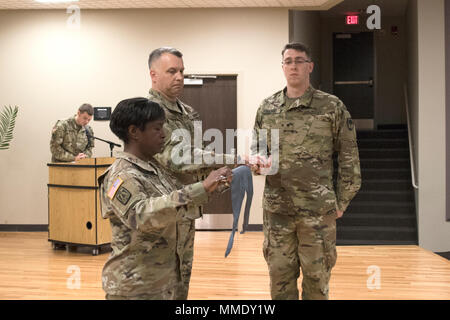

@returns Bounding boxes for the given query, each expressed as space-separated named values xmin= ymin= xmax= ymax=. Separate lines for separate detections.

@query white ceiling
xmin=0 ymin=0 xmax=344 ymax=10
xmin=321 ymin=0 xmax=408 ymax=17
xmin=0 ymin=0 xmax=408 ymax=17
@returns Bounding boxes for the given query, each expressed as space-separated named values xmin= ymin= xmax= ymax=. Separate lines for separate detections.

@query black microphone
xmin=84 ymin=126 xmax=93 ymax=149
xmin=85 ymin=127 xmax=92 ymax=139
xmin=84 ymin=127 xmax=94 ymax=141
xmin=94 ymin=136 xmax=121 ymax=148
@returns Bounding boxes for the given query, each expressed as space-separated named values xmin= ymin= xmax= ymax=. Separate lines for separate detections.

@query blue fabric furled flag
xmin=225 ymin=165 xmax=253 ymax=257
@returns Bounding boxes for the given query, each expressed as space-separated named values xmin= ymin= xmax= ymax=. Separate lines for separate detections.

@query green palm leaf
xmin=0 ymin=105 xmax=19 ymax=150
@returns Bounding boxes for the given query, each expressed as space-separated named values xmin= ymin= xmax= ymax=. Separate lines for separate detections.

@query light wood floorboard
xmin=0 ymin=232 xmax=449 ymax=300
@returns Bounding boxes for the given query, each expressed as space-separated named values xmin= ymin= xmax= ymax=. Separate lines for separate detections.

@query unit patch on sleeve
xmin=116 ymin=186 xmax=132 ymax=206
xmin=347 ymin=118 xmax=354 ymax=131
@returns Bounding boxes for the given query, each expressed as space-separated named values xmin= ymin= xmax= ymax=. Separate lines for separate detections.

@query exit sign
xmin=346 ymin=15 xmax=359 ymax=25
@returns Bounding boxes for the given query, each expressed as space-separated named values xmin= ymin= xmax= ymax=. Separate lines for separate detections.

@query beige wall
xmin=0 ymin=8 xmax=289 ymax=225
xmin=289 ymin=10 xmax=322 ymax=88
xmin=415 ymin=0 xmax=450 ymax=252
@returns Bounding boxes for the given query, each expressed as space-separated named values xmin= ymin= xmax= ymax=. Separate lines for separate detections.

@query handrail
xmin=404 ymin=83 xmax=418 ymax=189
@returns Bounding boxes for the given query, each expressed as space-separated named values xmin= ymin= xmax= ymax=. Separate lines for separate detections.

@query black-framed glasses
xmin=282 ymin=58 xmax=311 ymax=66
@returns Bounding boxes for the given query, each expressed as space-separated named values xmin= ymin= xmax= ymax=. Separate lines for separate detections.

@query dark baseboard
xmin=196 ymin=225 xmax=263 ymax=232
xmin=0 ymin=224 xmax=48 ymax=232
xmin=435 ymin=251 xmax=450 ymax=261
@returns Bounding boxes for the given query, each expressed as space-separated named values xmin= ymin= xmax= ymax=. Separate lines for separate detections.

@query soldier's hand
xmin=244 ymin=155 xmax=272 ymax=174
xmin=203 ymin=167 xmax=232 ymax=193
xmin=75 ymin=153 xmax=87 ymax=161
xmin=221 ymin=166 xmax=233 ymax=184
xmin=216 ymin=166 xmax=232 ymax=187
xmin=243 ymin=154 xmax=262 ymax=166
xmin=251 ymin=163 xmax=261 ymax=174
xmin=259 ymin=155 xmax=272 ymax=168
xmin=336 ymin=210 xmax=344 ymax=219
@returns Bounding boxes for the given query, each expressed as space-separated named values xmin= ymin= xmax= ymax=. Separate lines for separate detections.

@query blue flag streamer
xmin=225 ymin=165 xmax=253 ymax=257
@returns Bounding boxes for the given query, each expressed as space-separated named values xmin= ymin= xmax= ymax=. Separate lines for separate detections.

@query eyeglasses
xmin=282 ymin=58 xmax=311 ymax=66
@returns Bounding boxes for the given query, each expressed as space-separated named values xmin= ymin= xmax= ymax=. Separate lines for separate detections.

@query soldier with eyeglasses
xmin=251 ymin=42 xmax=361 ymax=300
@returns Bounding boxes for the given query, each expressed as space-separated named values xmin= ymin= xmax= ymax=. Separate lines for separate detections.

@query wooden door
xmin=180 ymin=75 xmax=237 ymax=229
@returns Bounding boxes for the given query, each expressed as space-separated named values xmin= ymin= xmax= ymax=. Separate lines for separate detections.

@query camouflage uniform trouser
xmin=263 ymin=209 xmax=337 ymax=300
xmin=174 ymin=218 xmax=196 ymax=300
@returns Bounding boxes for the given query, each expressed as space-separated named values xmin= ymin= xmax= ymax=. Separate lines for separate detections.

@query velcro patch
xmin=108 ymin=177 xmax=124 ymax=199
xmin=347 ymin=118 xmax=354 ymax=131
xmin=116 ymin=187 xmax=132 ymax=206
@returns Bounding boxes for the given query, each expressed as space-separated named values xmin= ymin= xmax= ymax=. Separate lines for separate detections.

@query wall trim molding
xmin=0 ymin=225 xmax=48 ymax=232
xmin=245 ymin=224 xmax=263 ymax=232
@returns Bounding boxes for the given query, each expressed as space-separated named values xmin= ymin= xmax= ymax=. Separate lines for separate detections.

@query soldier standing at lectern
xmin=50 ymin=103 xmax=95 ymax=162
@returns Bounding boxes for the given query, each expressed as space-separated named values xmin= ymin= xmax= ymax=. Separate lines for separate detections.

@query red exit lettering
xmin=346 ymin=15 xmax=359 ymax=25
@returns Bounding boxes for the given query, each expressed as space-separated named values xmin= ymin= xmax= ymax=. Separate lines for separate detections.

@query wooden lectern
xmin=47 ymin=157 xmax=115 ymax=255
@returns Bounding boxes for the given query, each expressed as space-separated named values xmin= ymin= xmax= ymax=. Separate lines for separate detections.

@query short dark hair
xmin=78 ymin=103 xmax=93 ymax=116
xmin=282 ymin=42 xmax=312 ymax=60
xmin=148 ymin=47 xmax=183 ymax=70
xmin=110 ymin=97 xmax=165 ymax=143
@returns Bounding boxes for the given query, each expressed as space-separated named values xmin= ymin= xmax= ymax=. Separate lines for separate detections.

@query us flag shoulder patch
xmin=108 ymin=177 xmax=124 ymax=199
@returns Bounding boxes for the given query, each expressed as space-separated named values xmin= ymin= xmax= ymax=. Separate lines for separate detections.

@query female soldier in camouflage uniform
xmin=98 ymin=97 xmax=231 ymax=299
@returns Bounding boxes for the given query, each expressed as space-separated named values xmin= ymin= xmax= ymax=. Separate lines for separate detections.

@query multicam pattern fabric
xmin=148 ymin=88 xmax=235 ymax=299
xmin=251 ymin=86 xmax=361 ymax=215
xmin=50 ymin=115 xmax=94 ymax=162
xmin=263 ymin=209 xmax=337 ymax=300
xmin=98 ymin=151 xmax=208 ymax=299
xmin=252 ymin=86 xmax=361 ymax=300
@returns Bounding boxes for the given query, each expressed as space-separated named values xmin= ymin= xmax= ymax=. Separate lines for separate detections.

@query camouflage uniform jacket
xmin=50 ymin=115 xmax=94 ymax=162
xmin=252 ymin=86 xmax=361 ymax=215
xmin=148 ymin=88 xmax=236 ymax=218
xmin=98 ymin=151 xmax=209 ymax=297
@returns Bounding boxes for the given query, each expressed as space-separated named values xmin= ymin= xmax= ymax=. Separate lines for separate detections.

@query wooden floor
xmin=0 ymin=232 xmax=449 ymax=300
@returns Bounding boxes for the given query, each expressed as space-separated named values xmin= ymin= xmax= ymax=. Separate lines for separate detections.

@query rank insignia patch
xmin=116 ymin=187 xmax=132 ymax=206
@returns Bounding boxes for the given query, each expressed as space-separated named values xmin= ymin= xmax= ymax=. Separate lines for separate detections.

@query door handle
xmin=334 ymin=79 xmax=373 ymax=87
